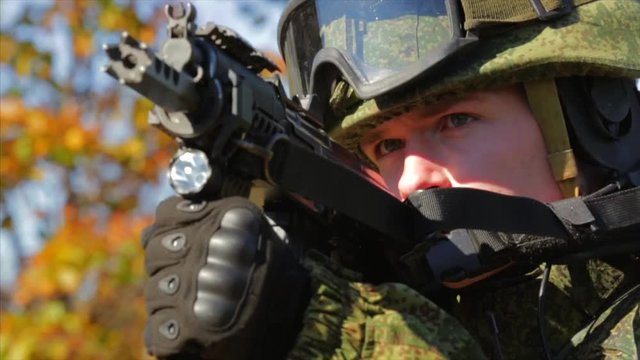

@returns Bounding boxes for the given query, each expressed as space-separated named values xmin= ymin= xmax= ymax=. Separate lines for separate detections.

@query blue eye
xmin=375 ymin=138 xmax=404 ymax=158
xmin=444 ymin=113 xmax=478 ymax=129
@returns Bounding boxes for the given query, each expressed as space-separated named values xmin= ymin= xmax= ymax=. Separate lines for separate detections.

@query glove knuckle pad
xmin=192 ymin=212 xmax=261 ymax=328
xmin=197 ymin=261 xmax=248 ymax=296
xmin=220 ymin=207 xmax=261 ymax=233
xmin=193 ymin=292 xmax=238 ymax=328
xmin=209 ymin=228 xmax=258 ymax=265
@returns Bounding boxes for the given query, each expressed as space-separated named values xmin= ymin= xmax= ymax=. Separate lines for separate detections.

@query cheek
xmin=445 ymin=124 xmax=512 ymax=176
xmin=501 ymin=118 xmax=551 ymax=175
xmin=378 ymin=155 xmax=405 ymax=193
xmin=448 ymin=141 xmax=512 ymax=183
xmin=447 ymin=119 xmax=554 ymax=196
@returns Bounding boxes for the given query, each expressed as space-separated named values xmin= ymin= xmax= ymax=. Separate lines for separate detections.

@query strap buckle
xmin=529 ymin=0 xmax=572 ymax=21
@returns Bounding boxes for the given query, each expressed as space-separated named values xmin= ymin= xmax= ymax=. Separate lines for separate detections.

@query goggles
xmin=278 ymin=0 xmax=478 ymax=100
xmin=278 ymin=0 xmax=580 ymax=102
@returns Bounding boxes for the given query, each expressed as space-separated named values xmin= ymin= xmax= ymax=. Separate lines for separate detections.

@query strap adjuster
xmin=529 ymin=0 xmax=572 ymax=21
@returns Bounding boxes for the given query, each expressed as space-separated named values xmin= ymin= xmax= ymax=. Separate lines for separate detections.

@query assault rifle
xmin=102 ymin=2 xmax=429 ymax=283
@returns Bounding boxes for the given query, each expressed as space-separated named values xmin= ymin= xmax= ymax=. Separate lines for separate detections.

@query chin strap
xmin=524 ymin=79 xmax=579 ymax=198
xmin=397 ymin=186 xmax=640 ymax=288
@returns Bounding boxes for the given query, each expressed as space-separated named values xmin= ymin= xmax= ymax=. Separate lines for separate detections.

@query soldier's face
xmin=359 ymin=85 xmax=563 ymax=203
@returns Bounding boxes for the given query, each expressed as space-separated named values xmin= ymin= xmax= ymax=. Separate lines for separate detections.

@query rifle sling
xmin=266 ymin=138 xmax=428 ymax=253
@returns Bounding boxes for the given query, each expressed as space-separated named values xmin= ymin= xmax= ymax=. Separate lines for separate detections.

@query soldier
xmin=143 ymin=0 xmax=639 ymax=359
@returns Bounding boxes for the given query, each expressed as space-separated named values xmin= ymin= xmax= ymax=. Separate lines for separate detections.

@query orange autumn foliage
xmin=0 ymin=1 xmax=166 ymax=359
xmin=0 ymin=1 xmax=287 ymax=359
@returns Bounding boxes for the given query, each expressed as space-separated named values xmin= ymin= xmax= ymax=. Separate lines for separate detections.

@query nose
xmin=397 ymin=154 xmax=452 ymax=201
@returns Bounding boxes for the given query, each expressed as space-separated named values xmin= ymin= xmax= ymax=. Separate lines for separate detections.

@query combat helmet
xmin=278 ymin=0 xmax=640 ymax=197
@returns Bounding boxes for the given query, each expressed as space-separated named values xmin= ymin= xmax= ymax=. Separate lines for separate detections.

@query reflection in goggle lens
xmin=316 ymin=0 xmax=451 ymax=82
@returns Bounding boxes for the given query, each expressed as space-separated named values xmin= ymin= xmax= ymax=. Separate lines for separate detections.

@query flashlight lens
xmin=169 ymin=149 xmax=212 ymax=195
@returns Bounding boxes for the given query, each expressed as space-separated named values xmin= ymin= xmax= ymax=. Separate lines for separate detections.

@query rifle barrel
xmin=102 ymin=32 xmax=200 ymax=113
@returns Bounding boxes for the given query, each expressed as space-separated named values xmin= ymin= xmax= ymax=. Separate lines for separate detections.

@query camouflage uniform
xmin=288 ymin=252 xmax=488 ymax=360
xmin=452 ymin=260 xmax=639 ymax=359
xmin=284 ymin=0 xmax=640 ymax=358
xmin=287 ymin=254 xmax=638 ymax=359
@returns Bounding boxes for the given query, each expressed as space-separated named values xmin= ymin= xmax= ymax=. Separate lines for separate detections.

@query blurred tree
xmin=0 ymin=0 xmax=169 ymax=358
xmin=0 ymin=0 xmax=285 ymax=358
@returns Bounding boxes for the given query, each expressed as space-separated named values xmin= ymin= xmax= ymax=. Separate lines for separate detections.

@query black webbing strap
xmin=404 ymin=186 xmax=639 ymax=284
xmin=547 ymin=186 xmax=640 ymax=243
xmin=408 ymin=188 xmax=569 ymax=239
xmin=405 ymin=188 xmax=568 ymax=284
xmin=584 ymin=186 xmax=640 ymax=232
xmin=409 ymin=186 xmax=640 ymax=239
xmin=267 ymin=139 xmax=424 ymax=253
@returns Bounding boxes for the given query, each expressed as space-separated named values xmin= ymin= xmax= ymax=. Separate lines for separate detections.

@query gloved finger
xmin=146 ymin=228 xmax=261 ymax=325
xmin=144 ymin=230 xmax=190 ymax=276
xmin=145 ymin=307 xmax=189 ymax=358
xmin=145 ymin=207 xmax=265 ymax=319
xmin=145 ymin=265 xmax=188 ymax=314
xmin=153 ymin=197 xmax=216 ymax=227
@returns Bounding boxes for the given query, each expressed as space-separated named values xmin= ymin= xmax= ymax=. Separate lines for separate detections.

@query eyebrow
xmin=360 ymin=93 xmax=484 ymax=146
xmin=412 ymin=93 xmax=483 ymax=120
xmin=360 ymin=127 xmax=385 ymax=147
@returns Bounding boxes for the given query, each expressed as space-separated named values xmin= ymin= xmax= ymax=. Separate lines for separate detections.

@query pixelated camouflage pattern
xmin=558 ymin=257 xmax=640 ymax=360
xmin=288 ymin=253 xmax=638 ymax=359
xmin=563 ymin=285 xmax=639 ymax=359
xmin=320 ymin=15 xmax=450 ymax=78
xmin=452 ymin=257 xmax=639 ymax=359
xmin=329 ymin=0 xmax=640 ymax=152
xmin=287 ymin=251 xmax=487 ymax=360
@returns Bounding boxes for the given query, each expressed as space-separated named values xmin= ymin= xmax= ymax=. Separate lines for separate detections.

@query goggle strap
xmin=461 ymin=0 xmax=596 ymax=30
xmin=524 ymin=79 xmax=579 ymax=198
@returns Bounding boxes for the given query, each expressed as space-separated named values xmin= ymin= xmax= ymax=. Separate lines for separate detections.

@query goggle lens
xmin=279 ymin=0 xmax=464 ymax=99
xmin=316 ymin=0 xmax=451 ymax=82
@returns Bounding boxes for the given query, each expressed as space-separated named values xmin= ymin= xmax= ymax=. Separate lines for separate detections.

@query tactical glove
xmin=142 ymin=196 xmax=310 ymax=359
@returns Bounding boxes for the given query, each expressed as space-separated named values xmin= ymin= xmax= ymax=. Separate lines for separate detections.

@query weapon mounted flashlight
xmin=169 ymin=148 xmax=213 ymax=196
